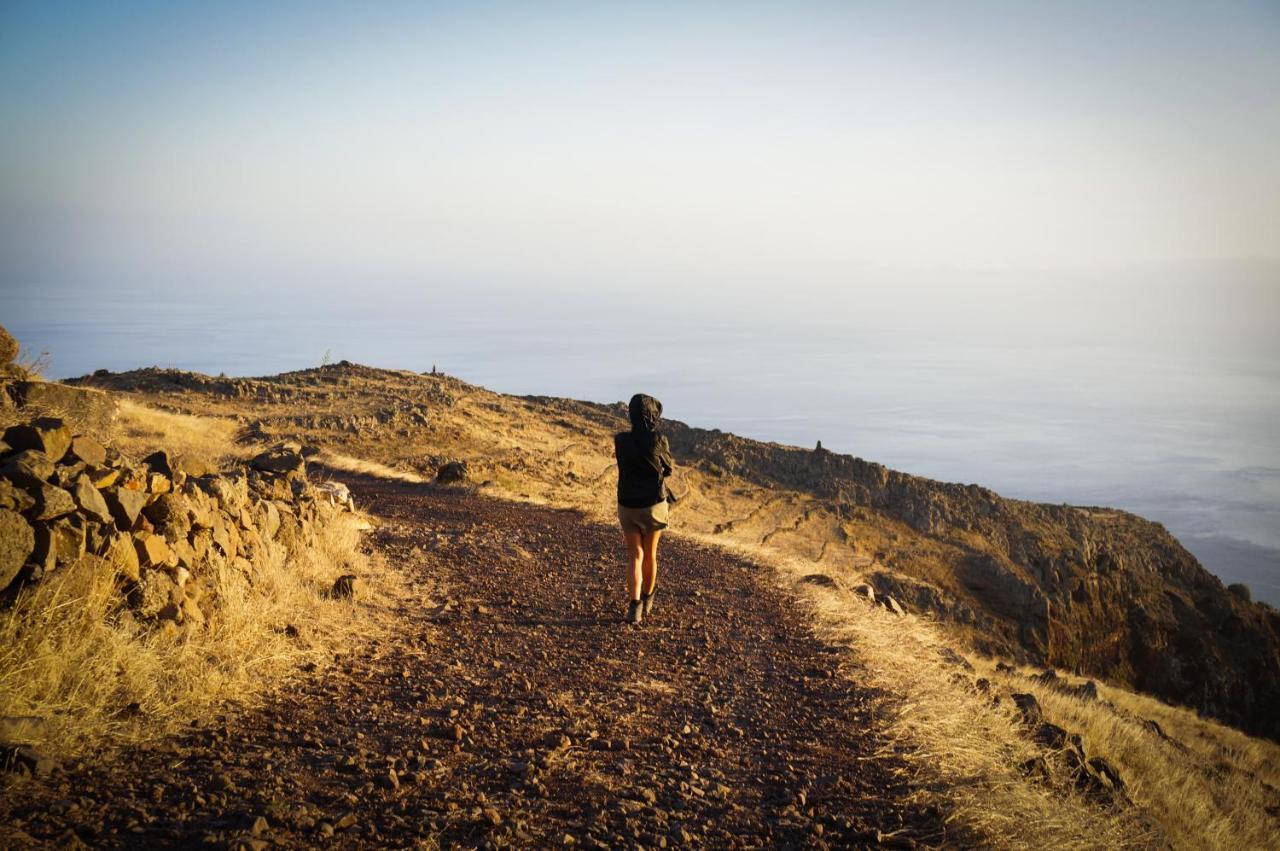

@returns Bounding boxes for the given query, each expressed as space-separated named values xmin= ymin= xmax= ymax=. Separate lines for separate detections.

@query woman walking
xmin=614 ymin=393 xmax=676 ymax=624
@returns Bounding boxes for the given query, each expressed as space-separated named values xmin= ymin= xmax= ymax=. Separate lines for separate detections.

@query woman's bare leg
xmin=623 ymin=530 xmax=644 ymax=601
xmin=641 ymin=530 xmax=661 ymax=596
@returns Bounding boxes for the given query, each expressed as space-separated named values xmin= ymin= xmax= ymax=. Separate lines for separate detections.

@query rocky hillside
xmin=68 ymin=361 xmax=1280 ymax=741
xmin=653 ymin=423 xmax=1280 ymax=740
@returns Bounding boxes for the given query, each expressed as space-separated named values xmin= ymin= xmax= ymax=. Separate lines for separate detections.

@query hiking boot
xmin=626 ymin=600 xmax=643 ymax=625
xmin=641 ymin=589 xmax=657 ymax=617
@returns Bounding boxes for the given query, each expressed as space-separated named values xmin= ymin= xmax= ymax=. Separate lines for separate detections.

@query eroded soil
xmin=1 ymin=474 xmax=945 ymax=849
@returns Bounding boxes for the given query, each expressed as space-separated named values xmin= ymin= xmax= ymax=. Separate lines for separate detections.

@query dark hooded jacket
xmin=614 ymin=393 xmax=675 ymax=509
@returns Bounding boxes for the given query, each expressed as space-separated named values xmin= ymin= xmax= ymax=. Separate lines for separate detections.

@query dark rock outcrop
xmin=659 ymin=422 xmax=1280 ymax=740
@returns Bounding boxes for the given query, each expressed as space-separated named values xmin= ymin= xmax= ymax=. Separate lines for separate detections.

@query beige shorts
xmin=617 ymin=500 xmax=670 ymax=534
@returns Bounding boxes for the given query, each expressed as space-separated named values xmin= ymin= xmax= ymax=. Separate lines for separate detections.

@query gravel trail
xmin=2 ymin=474 xmax=944 ymax=849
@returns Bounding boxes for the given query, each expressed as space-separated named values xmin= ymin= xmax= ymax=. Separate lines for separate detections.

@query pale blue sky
xmin=3 ymin=3 xmax=1279 ymax=596
xmin=2 ymin=1 xmax=1278 ymax=298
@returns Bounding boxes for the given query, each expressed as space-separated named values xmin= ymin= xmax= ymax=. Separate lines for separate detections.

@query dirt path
xmin=2 ymin=475 xmax=945 ymax=849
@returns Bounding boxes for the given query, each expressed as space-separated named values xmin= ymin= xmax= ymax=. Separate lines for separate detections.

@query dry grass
xmin=978 ymin=659 xmax=1280 ymax=850
xmin=0 ymin=490 xmax=399 ymax=761
xmin=113 ymin=398 xmax=246 ymax=468
xmin=0 ymin=401 xmax=403 ymax=761
xmin=313 ymin=449 xmax=430 ymax=484
xmin=687 ymin=536 xmax=1154 ymax=849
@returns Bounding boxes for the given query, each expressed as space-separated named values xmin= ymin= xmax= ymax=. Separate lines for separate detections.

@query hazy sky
xmin=2 ymin=1 xmax=1279 ymax=296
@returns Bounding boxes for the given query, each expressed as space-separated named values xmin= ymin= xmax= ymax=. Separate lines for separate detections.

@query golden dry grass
xmin=313 ymin=449 xmax=429 ymax=484
xmin=113 ymin=398 xmax=246 ymax=468
xmin=0 ymin=401 xmax=404 ymax=760
xmin=689 ymin=537 xmax=1154 ymax=849
xmin=0 ymin=510 xmax=395 ymax=760
xmin=978 ymin=659 xmax=1280 ymax=850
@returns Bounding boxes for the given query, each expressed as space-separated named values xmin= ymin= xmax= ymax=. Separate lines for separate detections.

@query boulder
xmin=32 ymin=517 xmax=86 ymax=571
xmin=2 ymin=418 xmax=72 ymax=463
xmin=1011 ymin=692 xmax=1042 ymax=724
xmin=105 ymin=487 xmax=147 ymax=530
xmin=255 ymin=500 xmax=281 ymax=540
xmin=0 ymin=480 xmax=36 ymax=514
xmin=316 ymin=481 xmax=352 ymax=507
xmin=799 ymin=573 xmax=838 ymax=589
xmin=69 ymin=435 xmax=107 ymax=467
xmin=170 ymin=536 xmax=196 ymax=567
xmin=129 ymin=569 xmax=178 ymax=618
xmin=1 ymin=449 xmax=55 ymax=487
xmin=51 ymin=461 xmax=86 ymax=489
xmin=250 ymin=445 xmax=306 ymax=477
xmin=177 ymin=455 xmax=215 ymax=477
xmin=143 ymin=493 xmax=192 ymax=537
xmin=0 ymin=509 xmax=35 ymax=590
xmin=132 ymin=531 xmax=174 ymax=568
xmin=0 ymin=325 xmax=17 ymax=365
xmin=87 ymin=466 xmax=121 ymax=489
xmin=331 ymin=574 xmax=362 ymax=599
xmin=73 ymin=475 xmax=112 ymax=524
xmin=851 ymin=583 xmax=876 ymax=603
xmin=28 ymin=482 xmax=77 ymax=521
xmin=436 ymin=460 xmax=470 ymax=484
xmin=196 ymin=474 xmax=249 ymax=514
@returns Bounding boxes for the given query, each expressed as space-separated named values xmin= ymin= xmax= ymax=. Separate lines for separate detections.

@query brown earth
xmin=0 ymin=472 xmax=946 ymax=849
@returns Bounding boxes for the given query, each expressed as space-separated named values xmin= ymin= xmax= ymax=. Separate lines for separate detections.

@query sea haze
xmin=7 ymin=267 xmax=1279 ymax=605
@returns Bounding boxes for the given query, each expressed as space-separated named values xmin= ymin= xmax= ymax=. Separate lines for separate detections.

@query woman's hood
xmin=628 ymin=393 xmax=663 ymax=432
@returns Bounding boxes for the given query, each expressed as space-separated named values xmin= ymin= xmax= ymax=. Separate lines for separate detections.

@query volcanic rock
xmin=69 ymin=435 xmax=107 ymax=467
xmin=3 ymin=418 xmax=72 ymax=464
xmin=331 ymin=574 xmax=362 ymax=599
xmin=435 ymin=461 xmax=470 ymax=484
xmin=250 ymin=445 xmax=306 ymax=477
xmin=73 ymin=475 xmax=113 ymax=524
xmin=29 ymin=483 xmax=77 ymax=521
xmin=106 ymin=488 xmax=148 ymax=530
xmin=0 ymin=480 xmax=36 ymax=514
xmin=1 ymin=449 xmax=55 ymax=487
xmin=0 ymin=509 xmax=35 ymax=590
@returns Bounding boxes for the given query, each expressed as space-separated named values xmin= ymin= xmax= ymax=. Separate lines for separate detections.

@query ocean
xmin=6 ymin=273 xmax=1279 ymax=604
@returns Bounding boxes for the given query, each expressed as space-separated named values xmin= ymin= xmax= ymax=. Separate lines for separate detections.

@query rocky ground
xmin=0 ymin=472 xmax=946 ymax=849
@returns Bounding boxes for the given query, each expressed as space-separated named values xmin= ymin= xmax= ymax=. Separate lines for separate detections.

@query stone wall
xmin=1 ymin=416 xmax=355 ymax=633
